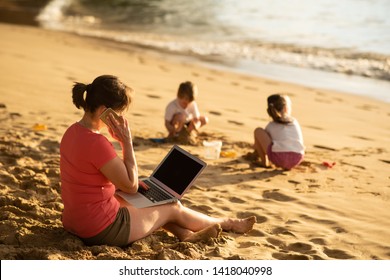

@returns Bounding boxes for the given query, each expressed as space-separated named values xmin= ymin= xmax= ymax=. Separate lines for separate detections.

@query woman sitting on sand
xmin=253 ymin=94 xmax=305 ymax=170
xmin=59 ymin=75 xmax=256 ymax=247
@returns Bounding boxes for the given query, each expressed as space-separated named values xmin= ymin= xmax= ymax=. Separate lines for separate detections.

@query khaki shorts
xmin=81 ymin=207 xmax=131 ymax=247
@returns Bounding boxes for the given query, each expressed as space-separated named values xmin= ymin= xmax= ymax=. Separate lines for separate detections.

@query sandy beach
xmin=0 ymin=22 xmax=389 ymax=260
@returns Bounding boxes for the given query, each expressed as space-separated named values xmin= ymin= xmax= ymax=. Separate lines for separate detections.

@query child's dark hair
xmin=72 ymin=75 xmax=133 ymax=113
xmin=267 ymin=94 xmax=293 ymax=124
xmin=177 ymin=81 xmax=197 ymax=102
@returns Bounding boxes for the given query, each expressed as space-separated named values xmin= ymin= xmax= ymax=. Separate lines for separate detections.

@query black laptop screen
xmin=152 ymin=148 xmax=204 ymax=195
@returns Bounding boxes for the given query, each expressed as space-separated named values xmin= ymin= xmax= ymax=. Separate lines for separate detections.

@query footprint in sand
xmin=305 ymin=125 xmax=323 ymax=130
xmin=10 ymin=112 xmax=22 ymax=119
xmin=236 ymin=183 xmax=257 ymax=190
xmin=146 ymin=94 xmax=161 ymax=99
xmin=239 ymin=241 xmax=261 ymax=248
xmin=286 ymin=219 xmax=300 ymax=225
xmin=247 ymin=229 xmax=266 ymax=237
xmin=351 ymin=135 xmax=374 ymax=141
xmin=288 ymin=180 xmax=301 ymax=185
xmin=228 ymin=120 xmax=244 ymax=126
xmin=323 ymin=248 xmax=354 ymax=259
xmin=340 ymin=160 xmax=366 ymax=170
xmin=244 ymin=86 xmax=257 ymax=91
xmin=272 ymin=226 xmax=296 ymax=237
xmin=266 ymin=237 xmax=286 ymax=248
xmin=263 ymin=189 xmax=296 ymax=202
xmin=326 ymin=177 xmax=335 ymax=183
xmin=209 ymin=197 xmax=222 ymax=204
xmin=287 ymin=242 xmax=313 ymax=253
xmin=66 ymin=76 xmax=76 ymax=81
xmin=137 ymin=56 xmax=146 ymax=64
xmin=313 ymin=145 xmax=338 ymax=151
xmin=315 ymin=91 xmax=327 ymax=96
xmin=304 ymin=178 xmax=321 ymax=189
xmin=299 ymin=214 xmax=337 ymax=226
xmin=272 ymin=252 xmax=311 ymax=260
xmin=226 ymin=108 xmax=239 ymax=113
xmin=333 ymin=226 xmax=348 ymax=233
xmin=309 ymin=238 xmax=328 ymax=245
xmin=158 ymin=65 xmax=169 ymax=72
xmin=333 ymin=97 xmax=344 ymax=102
xmin=264 ymin=81 xmax=279 ymax=85
xmin=229 ymin=197 xmax=246 ymax=203
xmin=356 ymin=104 xmax=378 ymax=111
xmin=315 ymin=98 xmax=333 ymax=104
xmin=209 ymin=111 xmax=222 ymax=116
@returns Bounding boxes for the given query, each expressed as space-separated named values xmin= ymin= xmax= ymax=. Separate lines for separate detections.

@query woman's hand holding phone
xmin=100 ymin=108 xmax=132 ymax=143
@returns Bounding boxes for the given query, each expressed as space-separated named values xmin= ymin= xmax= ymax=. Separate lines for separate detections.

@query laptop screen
xmin=152 ymin=146 xmax=206 ymax=195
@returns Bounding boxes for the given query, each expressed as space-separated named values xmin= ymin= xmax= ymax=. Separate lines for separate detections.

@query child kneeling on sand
xmin=164 ymin=81 xmax=208 ymax=143
xmin=253 ymin=94 xmax=305 ymax=170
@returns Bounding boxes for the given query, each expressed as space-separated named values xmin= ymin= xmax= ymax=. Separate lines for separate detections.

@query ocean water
xmin=36 ymin=0 xmax=390 ymax=102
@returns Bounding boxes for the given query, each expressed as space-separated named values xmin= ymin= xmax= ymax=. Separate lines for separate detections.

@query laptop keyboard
xmin=138 ymin=180 xmax=172 ymax=202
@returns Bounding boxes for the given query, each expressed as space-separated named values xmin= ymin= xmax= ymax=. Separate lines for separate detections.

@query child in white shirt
xmin=165 ymin=81 xmax=208 ymax=139
xmin=253 ymin=94 xmax=305 ymax=170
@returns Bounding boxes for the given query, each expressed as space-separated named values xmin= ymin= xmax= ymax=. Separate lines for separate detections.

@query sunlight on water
xmin=36 ymin=0 xmax=390 ymax=102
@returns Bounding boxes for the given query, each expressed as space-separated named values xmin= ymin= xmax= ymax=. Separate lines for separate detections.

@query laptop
xmin=116 ymin=145 xmax=207 ymax=208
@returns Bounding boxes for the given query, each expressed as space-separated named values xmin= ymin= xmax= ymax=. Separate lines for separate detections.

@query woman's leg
xmin=119 ymin=199 xmax=255 ymax=243
xmin=163 ymin=223 xmax=222 ymax=242
xmin=254 ymin=127 xmax=272 ymax=167
xmin=125 ymin=202 xmax=213 ymax=243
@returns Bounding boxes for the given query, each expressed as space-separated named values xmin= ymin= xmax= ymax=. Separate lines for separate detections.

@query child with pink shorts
xmin=253 ymin=94 xmax=305 ymax=170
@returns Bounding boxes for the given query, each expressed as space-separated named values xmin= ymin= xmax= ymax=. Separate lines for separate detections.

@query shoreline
xmin=0 ymin=1 xmax=389 ymax=104
xmin=201 ymin=59 xmax=390 ymax=104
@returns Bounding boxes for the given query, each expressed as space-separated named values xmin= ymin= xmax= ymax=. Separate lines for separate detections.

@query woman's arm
xmin=100 ymin=152 xmax=138 ymax=194
xmin=100 ymin=113 xmax=139 ymax=193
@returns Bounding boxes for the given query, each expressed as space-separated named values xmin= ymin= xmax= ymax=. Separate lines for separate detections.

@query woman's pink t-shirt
xmin=60 ymin=122 xmax=119 ymax=238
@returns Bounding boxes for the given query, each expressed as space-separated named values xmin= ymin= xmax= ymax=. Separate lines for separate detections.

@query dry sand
xmin=0 ymin=23 xmax=389 ymax=260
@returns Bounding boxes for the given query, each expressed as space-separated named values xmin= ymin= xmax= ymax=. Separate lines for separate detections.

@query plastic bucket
xmin=203 ymin=140 xmax=222 ymax=160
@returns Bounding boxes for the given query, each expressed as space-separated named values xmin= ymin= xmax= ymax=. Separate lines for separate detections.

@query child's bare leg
xmin=169 ymin=113 xmax=186 ymax=136
xmin=254 ymin=127 xmax=272 ymax=167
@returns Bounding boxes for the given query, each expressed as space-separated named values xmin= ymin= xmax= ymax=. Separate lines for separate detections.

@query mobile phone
xmin=100 ymin=108 xmax=120 ymax=126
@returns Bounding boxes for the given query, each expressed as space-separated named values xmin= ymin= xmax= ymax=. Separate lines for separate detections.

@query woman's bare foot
xmin=221 ymin=216 xmax=256 ymax=233
xmin=183 ymin=224 xmax=222 ymax=243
